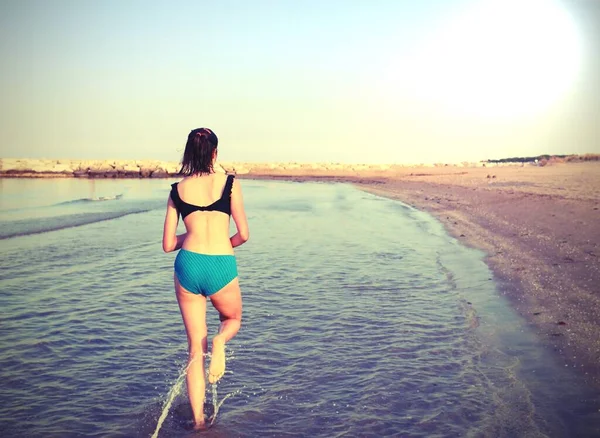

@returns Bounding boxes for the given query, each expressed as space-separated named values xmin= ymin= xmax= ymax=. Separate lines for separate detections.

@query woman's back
xmin=174 ymin=173 xmax=234 ymax=255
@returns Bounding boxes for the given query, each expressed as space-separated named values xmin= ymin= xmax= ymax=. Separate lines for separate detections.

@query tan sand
xmin=351 ymin=162 xmax=600 ymax=387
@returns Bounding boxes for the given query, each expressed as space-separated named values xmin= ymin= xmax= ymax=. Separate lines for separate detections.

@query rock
xmin=74 ymin=161 xmax=90 ymax=171
xmin=50 ymin=164 xmax=74 ymax=174
xmin=122 ymin=164 xmax=139 ymax=172
xmin=166 ymin=164 xmax=180 ymax=175
xmin=150 ymin=170 xmax=169 ymax=178
xmin=234 ymin=167 xmax=250 ymax=175
xmin=113 ymin=162 xmax=140 ymax=177
xmin=92 ymin=169 xmax=120 ymax=178
xmin=88 ymin=162 xmax=116 ymax=177
xmin=1 ymin=158 xmax=25 ymax=172
xmin=138 ymin=160 xmax=160 ymax=177
xmin=76 ymin=160 xmax=107 ymax=171
xmin=19 ymin=159 xmax=54 ymax=173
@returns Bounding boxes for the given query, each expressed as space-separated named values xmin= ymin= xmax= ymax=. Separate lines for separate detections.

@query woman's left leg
xmin=207 ymin=277 xmax=242 ymax=384
xmin=175 ymin=275 xmax=208 ymax=429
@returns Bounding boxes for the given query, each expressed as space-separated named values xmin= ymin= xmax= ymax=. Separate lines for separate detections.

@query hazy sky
xmin=1 ymin=0 xmax=598 ymax=164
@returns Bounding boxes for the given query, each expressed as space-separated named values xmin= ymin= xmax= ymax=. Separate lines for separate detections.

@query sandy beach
xmin=2 ymin=159 xmax=599 ymax=387
xmin=351 ymin=163 xmax=600 ymax=387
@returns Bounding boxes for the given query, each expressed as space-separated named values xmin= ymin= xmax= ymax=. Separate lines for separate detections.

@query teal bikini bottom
xmin=174 ymin=249 xmax=238 ymax=296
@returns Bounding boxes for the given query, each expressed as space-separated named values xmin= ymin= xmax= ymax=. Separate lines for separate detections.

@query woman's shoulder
xmin=213 ymin=173 xmax=234 ymax=186
xmin=174 ymin=175 xmax=196 ymax=187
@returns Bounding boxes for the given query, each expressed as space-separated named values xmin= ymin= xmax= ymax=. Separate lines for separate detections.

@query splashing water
xmin=210 ymin=383 xmax=240 ymax=426
xmin=150 ymin=366 xmax=188 ymax=438
xmin=151 ymin=353 xmax=240 ymax=436
xmin=208 ymin=352 xmax=239 ymax=425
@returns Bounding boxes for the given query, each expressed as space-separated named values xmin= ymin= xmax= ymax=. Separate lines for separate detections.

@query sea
xmin=1 ymin=177 xmax=599 ymax=438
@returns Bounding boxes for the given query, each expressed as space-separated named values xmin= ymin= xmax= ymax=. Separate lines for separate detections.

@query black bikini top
xmin=170 ymin=175 xmax=235 ymax=219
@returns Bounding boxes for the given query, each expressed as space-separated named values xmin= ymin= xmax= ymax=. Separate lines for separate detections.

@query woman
xmin=162 ymin=127 xmax=249 ymax=429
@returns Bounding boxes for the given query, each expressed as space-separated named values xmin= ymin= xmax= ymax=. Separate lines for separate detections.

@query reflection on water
xmin=0 ymin=178 xmax=598 ymax=437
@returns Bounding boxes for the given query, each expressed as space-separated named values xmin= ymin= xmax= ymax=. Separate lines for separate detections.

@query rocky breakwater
xmin=0 ymin=158 xmax=283 ymax=178
xmin=1 ymin=158 xmax=493 ymax=179
xmin=0 ymin=158 xmax=415 ymax=179
xmin=0 ymin=158 xmax=183 ymax=178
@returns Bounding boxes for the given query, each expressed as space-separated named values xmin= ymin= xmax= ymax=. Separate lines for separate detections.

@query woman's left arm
xmin=162 ymin=196 xmax=186 ymax=252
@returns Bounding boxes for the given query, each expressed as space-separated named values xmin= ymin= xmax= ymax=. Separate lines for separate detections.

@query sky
xmin=0 ymin=0 xmax=598 ymax=164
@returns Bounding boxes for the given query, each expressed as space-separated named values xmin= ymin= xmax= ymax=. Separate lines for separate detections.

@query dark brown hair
xmin=179 ymin=128 xmax=219 ymax=176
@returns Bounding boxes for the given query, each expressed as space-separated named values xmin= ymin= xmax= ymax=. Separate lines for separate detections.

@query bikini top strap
xmin=222 ymin=175 xmax=235 ymax=199
xmin=170 ymin=182 xmax=180 ymax=207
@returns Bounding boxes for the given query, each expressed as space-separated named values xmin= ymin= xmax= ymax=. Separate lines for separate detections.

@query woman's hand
xmin=230 ymin=179 xmax=249 ymax=248
xmin=172 ymin=232 xmax=187 ymax=251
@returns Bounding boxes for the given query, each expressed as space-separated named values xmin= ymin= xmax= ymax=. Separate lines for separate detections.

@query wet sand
xmin=248 ymin=162 xmax=600 ymax=387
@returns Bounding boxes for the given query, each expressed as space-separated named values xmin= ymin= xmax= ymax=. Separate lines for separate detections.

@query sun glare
xmin=399 ymin=0 xmax=582 ymax=119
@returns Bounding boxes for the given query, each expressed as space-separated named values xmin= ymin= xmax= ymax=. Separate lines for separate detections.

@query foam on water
xmin=0 ymin=181 xmax=165 ymax=239
xmin=0 ymin=203 xmax=161 ymax=239
xmin=55 ymin=194 xmax=124 ymax=205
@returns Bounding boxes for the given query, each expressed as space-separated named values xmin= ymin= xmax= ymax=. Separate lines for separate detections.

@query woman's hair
xmin=179 ymin=128 xmax=219 ymax=176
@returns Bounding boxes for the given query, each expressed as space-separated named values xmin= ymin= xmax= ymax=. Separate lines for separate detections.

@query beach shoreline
xmin=352 ymin=163 xmax=600 ymax=389
xmin=246 ymin=163 xmax=600 ymax=388
xmin=2 ymin=159 xmax=599 ymax=387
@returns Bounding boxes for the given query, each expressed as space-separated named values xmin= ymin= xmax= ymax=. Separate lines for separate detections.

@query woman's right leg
xmin=175 ymin=275 xmax=208 ymax=429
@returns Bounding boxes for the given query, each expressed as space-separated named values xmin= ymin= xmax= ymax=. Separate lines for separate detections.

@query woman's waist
xmin=178 ymin=247 xmax=235 ymax=257
xmin=181 ymin=234 xmax=233 ymax=255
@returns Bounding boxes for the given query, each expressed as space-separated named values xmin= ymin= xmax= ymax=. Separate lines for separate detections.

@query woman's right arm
xmin=163 ymin=195 xmax=186 ymax=252
xmin=230 ymin=178 xmax=249 ymax=248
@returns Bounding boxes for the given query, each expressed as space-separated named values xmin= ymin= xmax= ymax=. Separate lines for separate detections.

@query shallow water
xmin=0 ymin=178 xmax=599 ymax=437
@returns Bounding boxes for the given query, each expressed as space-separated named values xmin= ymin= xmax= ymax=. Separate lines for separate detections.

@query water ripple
xmin=1 ymin=180 xmax=599 ymax=437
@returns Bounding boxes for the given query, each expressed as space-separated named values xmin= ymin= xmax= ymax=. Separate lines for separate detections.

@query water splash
xmin=209 ymin=382 xmax=240 ymax=426
xmin=55 ymin=194 xmax=124 ymax=205
xmin=151 ymin=354 xmax=240 ymax=436
xmin=150 ymin=366 xmax=188 ymax=438
xmin=208 ymin=351 xmax=239 ymax=426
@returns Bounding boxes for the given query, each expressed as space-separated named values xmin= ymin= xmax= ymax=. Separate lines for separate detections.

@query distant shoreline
xmin=1 ymin=155 xmax=597 ymax=179
xmin=0 ymin=157 xmax=541 ymax=180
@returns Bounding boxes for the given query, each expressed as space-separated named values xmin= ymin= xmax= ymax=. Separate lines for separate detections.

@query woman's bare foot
xmin=193 ymin=420 xmax=207 ymax=431
xmin=208 ymin=336 xmax=226 ymax=384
